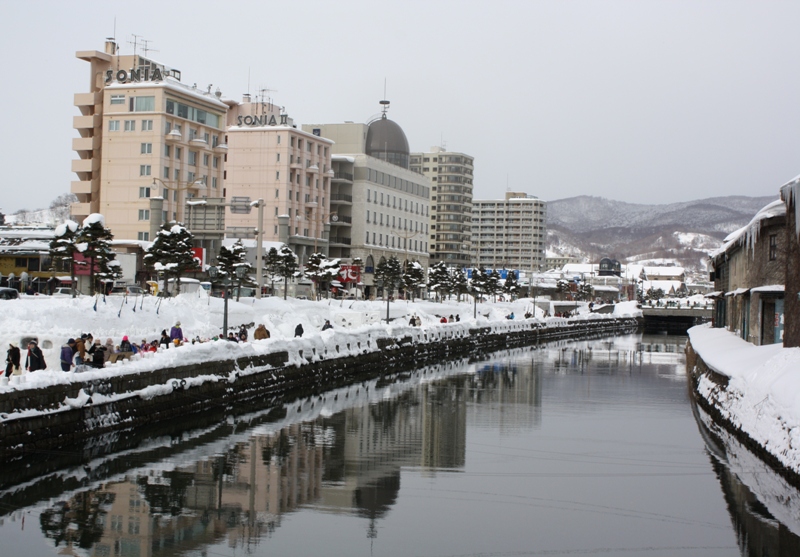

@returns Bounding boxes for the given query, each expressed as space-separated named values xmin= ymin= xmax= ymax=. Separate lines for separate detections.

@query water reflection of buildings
xmin=41 ymin=371 xmax=471 ymax=555
xmin=469 ymin=359 xmax=543 ymax=432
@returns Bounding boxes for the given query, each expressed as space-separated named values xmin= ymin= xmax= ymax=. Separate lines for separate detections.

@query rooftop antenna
xmin=247 ymin=67 xmax=251 ymax=97
xmin=141 ymin=38 xmax=158 ymax=58
xmin=128 ymin=34 xmax=144 ymax=56
xmin=379 ymin=78 xmax=390 ymax=119
xmin=259 ymin=87 xmax=276 ymax=112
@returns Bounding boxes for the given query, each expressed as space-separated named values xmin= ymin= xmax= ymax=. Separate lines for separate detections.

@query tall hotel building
xmin=303 ymin=106 xmax=430 ymax=285
xmin=471 ymin=191 xmax=547 ymax=273
xmin=409 ymin=147 xmax=474 ymax=268
xmin=72 ymin=40 xmax=227 ymax=241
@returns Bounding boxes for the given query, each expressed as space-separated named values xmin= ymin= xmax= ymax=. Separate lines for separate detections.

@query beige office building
xmin=471 ymin=191 xmax=547 ymax=273
xmin=72 ymin=40 xmax=227 ymax=241
xmin=410 ymin=147 xmax=474 ymax=268
xmin=223 ymin=96 xmax=334 ymax=263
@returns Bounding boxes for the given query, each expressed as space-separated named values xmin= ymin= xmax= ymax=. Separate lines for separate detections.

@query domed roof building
xmin=365 ymin=113 xmax=410 ymax=169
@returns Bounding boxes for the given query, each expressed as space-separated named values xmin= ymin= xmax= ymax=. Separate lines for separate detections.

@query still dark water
xmin=2 ymin=334 xmax=799 ymax=557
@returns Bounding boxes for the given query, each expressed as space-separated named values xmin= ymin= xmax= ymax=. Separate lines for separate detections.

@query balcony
xmin=71 ymin=180 xmax=93 ymax=195
xmin=73 ymin=114 xmax=100 ymax=131
xmin=330 ymin=193 xmax=353 ymax=203
xmin=71 ymin=159 xmax=94 ymax=174
xmin=333 ymin=171 xmax=354 ymax=182
xmin=329 ymin=236 xmax=352 ymax=245
xmin=72 ymin=136 xmax=98 ymax=157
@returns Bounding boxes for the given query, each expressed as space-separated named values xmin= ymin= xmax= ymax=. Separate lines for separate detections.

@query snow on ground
xmin=0 ymin=292 xmax=641 ymax=397
xmin=688 ymin=325 xmax=800 ymax=473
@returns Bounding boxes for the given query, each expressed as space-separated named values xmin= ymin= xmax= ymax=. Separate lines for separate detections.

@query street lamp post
xmin=207 ymin=264 xmax=247 ymax=338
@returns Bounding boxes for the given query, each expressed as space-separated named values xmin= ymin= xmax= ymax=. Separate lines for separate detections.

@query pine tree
xmin=276 ymin=246 xmax=299 ymax=300
xmin=217 ymin=240 xmax=254 ymax=301
xmin=503 ymin=271 xmax=519 ymax=300
xmin=78 ymin=214 xmax=118 ymax=295
xmin=427 ymin=261 xmax=452 ymax=302
xmin=144 ymin=222 xmax=199 ymax=295
xmin=264 ymin=247 xmax=282 ymax=296
xmin=487 ymin=269 xmax=502 ymax=301
xmin=401 ymin=261 xmax=425 ymax=301
xmin=304 ymin=252 xmax=341 ymax=299
xmin=374 ymin=256 xmax=403 ymax=299
xmin=451 ymin=268 xmax=469 ymax=301
xmin=49 ymin=219 xmax=80 ymax=297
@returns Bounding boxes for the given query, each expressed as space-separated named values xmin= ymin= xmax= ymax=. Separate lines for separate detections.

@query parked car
xmin=52 ymin=287 xmax=79 ymax=297
xmin=109 ymin=285 xmax=145 ymax=296
xmin=0 ymin=287 xmax=20 ymax=300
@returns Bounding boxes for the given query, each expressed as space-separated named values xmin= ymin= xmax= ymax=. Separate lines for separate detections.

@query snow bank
xmin=689 ymin=325 xmax=800 ymax=473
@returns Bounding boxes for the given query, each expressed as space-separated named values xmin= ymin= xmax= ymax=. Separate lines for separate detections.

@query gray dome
xmin=366 ymin=116 xmax=410 ymax=169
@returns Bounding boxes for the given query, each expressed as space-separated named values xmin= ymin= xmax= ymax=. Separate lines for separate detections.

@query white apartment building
xmin=471 ymin=192 xmax=547 ymax=273
xmin=303 ymin=109 xmax=430 ymax=290
xmin=409 ymin=147 xmax=474 ymax=268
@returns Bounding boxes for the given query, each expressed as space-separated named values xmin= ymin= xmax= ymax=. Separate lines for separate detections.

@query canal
xmin=1 ymin=333 xmax=798 ymax=556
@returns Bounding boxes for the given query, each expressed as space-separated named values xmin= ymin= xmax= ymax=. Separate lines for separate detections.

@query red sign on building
xmin=338 ymin=265 xmax=361 ymax=284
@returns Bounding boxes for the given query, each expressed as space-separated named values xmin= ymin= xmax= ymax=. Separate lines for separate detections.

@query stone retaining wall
xmin=1 ymin=318 xmax=637 ymax=459
xmin=686 ymin=340 xmax=800 ymax=491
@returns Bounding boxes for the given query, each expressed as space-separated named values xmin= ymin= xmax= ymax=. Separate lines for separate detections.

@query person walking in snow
xmin=60 ymin=338 xmax=76 ymax=372
xmin=170 ymin=322 xmax=183 ymax=343
xmin=5 ymin=342 xmax=21 ymax=377
xmin=321 ymin=320 xmax=333 ymax=331
xmin=25 ymin=340 xmax=46 ymax=371
xmin=295 ymin=323 xmax=304 ymax=337
xmin=254 ymin=324 xmax=270 ymax=340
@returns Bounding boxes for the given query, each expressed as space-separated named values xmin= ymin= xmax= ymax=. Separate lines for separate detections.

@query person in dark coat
xmin=60 ymin=338 xmax=76 ymax=372
xmin=5 ymin=343 xmax=21 ymax=377
xmin=227 ymin=332 xmax=239 ymax=342
xmin=159 ymin=330 xmax=171 ymax=349
xmin=294 ymin=324 xmax=304 ymax=337
xmin=25 ymin=340 xmax=46 ymax=371
xmin=321 ymin=320 xmax=333 ymax=331
xmin=88 ymin=340 xmax=106 ymax=368
xmin=238 ymin=326 xmax=248 ymax=342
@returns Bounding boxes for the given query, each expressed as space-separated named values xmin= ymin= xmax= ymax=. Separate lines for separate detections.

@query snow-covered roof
xmin=710 ymin=199 xmax=785 ymax=259
xmin=781 ymin=174 xmax=800 ymax=237
xmin=750 ymin=285 xmax=784 ymax=294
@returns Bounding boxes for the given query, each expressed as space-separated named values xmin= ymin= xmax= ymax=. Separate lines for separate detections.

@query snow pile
xmin=689 ymin=325 xmax=800 ymax=473
xmin=0 ymin=292 xmax=634 ymax=401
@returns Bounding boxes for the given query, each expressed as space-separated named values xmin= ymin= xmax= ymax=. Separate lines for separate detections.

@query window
xmin=276 ymin=171 xmax=280 ymax=180
xmin=130 ymin=96 xmax=155 ymax=112
xmin=276 ymin=153 xmax=281 ymax=162
xmin=212 ymin=177 xmax=218 ymax=188
xmin=139 ymin=165 xmax=151 ymax=176
xmin=110 ymin=94 xmax=125 ymax=105
xmin=139 ymin=187 xmax=151 ymax=198
xmin=174 ymin=169 xmax=179 ymax=180
xmin=175 ymin=147 xmax=181 ymax=160
xmin=189 ymin=151 xmax=197 ymax=166
xmin=164 ymin=145 xmax=171 ymax=157
xmin=213 ymin=156 xmax=219 ymax=169
xmin=769 ymin=234 xmax=778 ymax=261
xmin=275 ymin=189 xmax=280 ymax=198
xmin=203 ymin=154 xmax=209 ymax=166
xmin=140 ymin=143 xmax=152 ymax=154
xmin=277 ymin=135 xmax=281 ymax=144
xmin=109 ymin=120 xmax=120 ymax=132
xmin=124 ymin=120 xmax=135 ymax=132
xmin=142 ymin=119 xmax=153 ymax=131
xmin=212 ymin=135 xmax=219 ymax=147
xmin=137 ymin=231 xmax=149 ymax=241
xmin=163 ymin=167 xmax=169 ymax=179
xmin=162 ymin=188 xmax=168 ymax=198
xmin=187 ymin=171 xmax=195 ymax=182
xmin=138 ymin=209 xmax=150 ymax=220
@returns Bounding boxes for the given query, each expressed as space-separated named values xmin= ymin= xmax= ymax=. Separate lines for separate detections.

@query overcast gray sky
xmin=2 ymin=0 xmax=797 ymax=214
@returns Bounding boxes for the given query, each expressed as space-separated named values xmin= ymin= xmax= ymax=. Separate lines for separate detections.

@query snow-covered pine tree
xmin=503 ymin=271 xmax=519 ymax=300
xmin=78 ymin=214 xmax=118 ymax=295
xmin=264 ymin=247 xmax=282 ymax=296
xmin=427 ymin=261 xmax=452 ymax=302
xmin=401 ymin=261 xmax=425 ymax=301
xmin=217 ymin=240 xmax=254 ymax=300
xmin=451 ymin=268 xmax=469 ymax=302
xmin=304 ymin=252 xmax=341 ymax=299
xmin=374 ymin=256 xmax=403 ymax=299
xmin=145 ymin=222 xmax=199 ymax=295
xmin=276 ymin=246 xmax=299 ymax=300
xmin=49 ymin=219 xmax=80 ymax=297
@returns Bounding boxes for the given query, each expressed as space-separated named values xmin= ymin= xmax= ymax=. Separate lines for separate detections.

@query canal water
xmin=1 ymin=333 xmax=798 ymax=557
